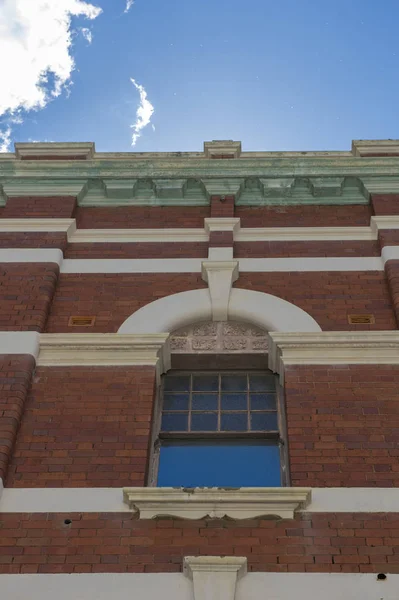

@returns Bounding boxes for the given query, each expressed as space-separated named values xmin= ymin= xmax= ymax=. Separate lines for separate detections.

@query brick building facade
xmin=1 ymin=139 xmax=399 ymax=598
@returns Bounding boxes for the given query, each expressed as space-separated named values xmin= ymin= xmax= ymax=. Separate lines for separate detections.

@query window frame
xmin=148 ymin=368 xmax=290 ymax=488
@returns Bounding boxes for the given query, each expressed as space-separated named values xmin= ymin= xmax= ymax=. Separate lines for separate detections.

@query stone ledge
xmin=122 ymin=487 xmax=311 ymax=520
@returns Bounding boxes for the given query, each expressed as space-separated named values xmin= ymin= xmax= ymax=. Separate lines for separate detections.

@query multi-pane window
xmin=153 ymin=371 xmax=286 ymax=488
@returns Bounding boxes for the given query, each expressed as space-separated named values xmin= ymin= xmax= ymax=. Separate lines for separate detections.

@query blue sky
xmin=1 ymin=0 xmax=399 ymax=152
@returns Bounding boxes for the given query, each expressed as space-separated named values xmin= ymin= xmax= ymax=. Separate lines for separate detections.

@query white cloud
xmin=125 ymin=1 xmax=135 ymax=13
xmin=0 ymin=127 xmax=12 ymax=153
xmin=130 ymin=79 xmax=154 ymax=147
xmin=80 ymin=28 xmax=93 ymax=44
xmin=0 ymin=0 xmax=102 ymax=118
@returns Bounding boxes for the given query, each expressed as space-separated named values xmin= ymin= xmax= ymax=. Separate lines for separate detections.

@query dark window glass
xmin=161 ymin=412 xmax=188 ymax=432
xmin=251 ymin=412 xmax=278 ymax=431
xmin=163 ymin=394 xmax=190 ymax=411
xmin=250 ymin=393 xmax=276 ymax=410
xmin=221 ymin=413 xmax=248 ymax=431
xmin=192 ymin=375 xmax=219 ymax=392
xmin=221 ymin=393 xmax=247 ymax=410
xmin=191 ymin=412 xmax=218 ymax=432
xmin=164 ymin=375 xmax=190 ymax=392
xmin=192 ymin=394 xmax=218 ymax=411
xmin=221 ymin=375 xmax=247 ymax=392
xmin=249 ymin=375 xmax=276 ymax=391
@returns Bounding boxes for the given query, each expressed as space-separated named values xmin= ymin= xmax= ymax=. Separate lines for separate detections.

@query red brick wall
xmin=0 ymin=264 xmax=60 ymax=331
xmin=65 ymin=242 xmax=208 ymax=259
xmin=235 ymin=273 xmax=396 ymax=330
xmin=76 ymin=207 xmax=209 ymax=229
xmin=45 ymin=274 xmax=207 ymax=333
xmin=0 ymin=233 xmax=67 ymax=250
xmin=236 ymin=205 xmax=373 ymax=227
xmin=0 ymin=511 xmax=398 ymax=574
xmin=372 ymin=194 xmax=399 ymax=215
xmin=7 ymin=366 xmax=156 ymax=488
xmin=235 ymin=241 xmax=380 ymax=258
xmin=0 ymin=355 xmax=34 ymax=482
xmin=286 ymin=365 xmax=399 ymax=487
xmin=1 ymin=197 xmax=76 ymax=218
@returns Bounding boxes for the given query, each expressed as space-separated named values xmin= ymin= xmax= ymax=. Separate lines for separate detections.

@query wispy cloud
xmin=0 ymin=127 xmax=12 ymax=153
xmin=125 ymin=1 xmax=135 ymax=13
xmin=130 ymin=79 xmax=154 ymax=146
xmin=0 ymin=0 xmax=102 ymax=142
xmin=80 ymin=27 xmax=93 ymax=44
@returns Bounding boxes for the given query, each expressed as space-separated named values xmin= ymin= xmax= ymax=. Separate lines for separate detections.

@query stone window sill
xmin=122 ymin=487 xmax=311 ymax=520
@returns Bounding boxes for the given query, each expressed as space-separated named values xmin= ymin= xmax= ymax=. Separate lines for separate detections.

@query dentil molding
xmin=122 ymin=487 xmax=311 ymax=520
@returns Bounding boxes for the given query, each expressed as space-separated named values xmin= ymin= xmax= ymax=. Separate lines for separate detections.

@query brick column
xmin=0 ymin=354 xmax=35 ymax=484
xmin=372 ymin=194 xmax=399 ymax=328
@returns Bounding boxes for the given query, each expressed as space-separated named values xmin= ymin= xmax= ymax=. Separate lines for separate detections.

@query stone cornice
xmin=122 ymin=487 xmax=311 ymax=520
xmin=268 ymin=331 xmax=399 ymax=380
xmin=15 ymin=142 xmax=95 ymax=160
xmin=38 ymin=333 xmax=170 ymax=372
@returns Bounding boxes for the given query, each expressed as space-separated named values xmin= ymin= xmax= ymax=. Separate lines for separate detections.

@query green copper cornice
xmin=1 ymin=139 xmax=399 ymax=207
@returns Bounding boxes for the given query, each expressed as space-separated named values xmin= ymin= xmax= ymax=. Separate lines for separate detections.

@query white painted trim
xmin=201 ymin=260 xmax=239 ymax=320
xmin=60 ymin=258 xmax=203 ymax=273
xmin=371 ymin=215 xmax=399 ymax=232
xmin=0 ymin=573 xmax=398 ymax=600
xmin=0 ymin=332 xmax=39 ymax=358
xmin=184 ymin=557 xmax=247 ymax=600
xmin=208 ymin=247 xmax=234 ymax=260
xmin=2 ymin=486 xmax=399 ymax=514
xmin=123 ymin=487 xmax=311 ymax=520
xmin=204 ymin=217 xmax=241 ymax=233
xmin=71 ymin=228 xmax=208 ymax=243
xmin=382 ymin=245 xmax=399 ymax=263
xmin=0 ymin=249 xmax=63 ymax=265
xmin=239 ymin=256 xmax=383 ymax=272
xmin=38 ymin=334 xmax=170 ymax=372
xmin=0 ymin=219 xmax=76 ymax=234
xmin=60 ymin=256 xmax=384 ymax=273
xmin=118 ymin=288 xmax=321 ymax=334
xmin=236 ymin=226 xmax=375 ymax=241
xmin=268 ymin=331 xmax=399 ymax=380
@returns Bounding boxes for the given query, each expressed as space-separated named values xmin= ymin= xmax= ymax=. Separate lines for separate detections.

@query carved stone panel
xmin=170 ymin=321 xmax=268 ymax=354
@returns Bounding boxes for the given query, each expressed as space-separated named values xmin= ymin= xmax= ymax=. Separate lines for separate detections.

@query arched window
xmin=149 ymin=321 xmax=289 ymax=488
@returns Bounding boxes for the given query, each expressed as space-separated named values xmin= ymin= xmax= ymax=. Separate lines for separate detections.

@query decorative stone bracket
xmin=201 ymin=260 xmax=239 ymax=321
xmin=184 ymin=556 xmax=247 ymax=600
xmin=122 ymin=487 xmax=311 ymax=520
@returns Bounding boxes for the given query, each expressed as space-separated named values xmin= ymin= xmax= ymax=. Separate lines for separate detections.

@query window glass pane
xmin=250 ymin=393 xmax=276 ymax=410
xmin=163 ymin=393 xmax=190 ymax=411
xmin=221 ymin=413 xmax=247 ymax=432
xmin=221 ymin=393 xmax=247 ymax=410
xmin=164 ymin=375 xmax=190 ymax=392
xmin=158 ymin=441 xmax=281 ymax=487
xmin=161 ymin=412 xmax=188 ymax=432
xmin=251 ymin=412 xmax=278 ymax=431
xmin=192 ymin=394 xmax=218 ymax=411
xmin=192 ymin=375 xmax=219 ymax=392
xmin=249 ymin=375 xmax=275 ymax=392
xmin=191 ymin=412 xmax=218 ymax=432
xmin=221 ymin=375 xmax=247 ymax=392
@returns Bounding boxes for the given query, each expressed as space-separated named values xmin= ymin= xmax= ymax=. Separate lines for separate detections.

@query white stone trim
xmin=201 ymin=260 xmax=239 ymax=320
xmin=0 ymin=573 xmax=398 ymax=600
xmin=184 ymin=556 xmax=247 ymax=600
xmin=2 ymin=486 xmax=399 ymax=514
xmin=0 ymin=332 xmax=40 ymax=358
xmin=0 ymin=249 xmax=63 ymax=265
xmin=123 ymin=487 xmax=311 ymax=520
xmin=59 ymin=256 xmax=384 ymax=273
xmin=268 ymin=331 xmax=399 ymax=381
xmin=204 ymin=217 xmax=241 ymax=234
xmin=118 ymin=288 xmax=321 ymax=334
xmin=382 ymin=245 xmax=399 ymax=263
xmin=71 ymin=228 xmax=208 ymax=243
xmin=14 ymin=142 xmax=95 ymax=159
xmin=0 ymin=218 xmax=76 ymax=235
xmin=208 ymin=247 xmax=234 ymax=260
xmin=38 ymin=334 xmax=170 ymax=372
xmin=236 ymin=226 xmax=375 ymax=241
